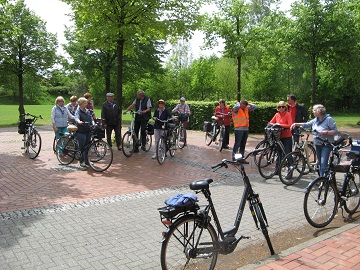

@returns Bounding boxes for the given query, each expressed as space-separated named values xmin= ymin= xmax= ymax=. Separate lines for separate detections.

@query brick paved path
xmin=0 ymin=126 xmax=359 ymax=269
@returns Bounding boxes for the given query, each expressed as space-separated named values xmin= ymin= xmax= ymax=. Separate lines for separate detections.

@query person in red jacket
xmin=269 ymin=101 xmax=293 ymax=158
xmin=215 ymin=99 xmax=231 ymax=149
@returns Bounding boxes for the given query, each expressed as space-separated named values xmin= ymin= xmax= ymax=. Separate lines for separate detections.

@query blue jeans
xmin=315 ymin=144 xmax=332 ymax=177
xmin=233 ymin=129 xmax=249 ymax=159
xmin=76 ymin=132 xmax=90 ymax=164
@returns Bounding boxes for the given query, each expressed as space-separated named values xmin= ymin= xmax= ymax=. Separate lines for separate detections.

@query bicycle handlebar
xmin=315 ymin=132 xmax=352 ymax=148
xmin=22 ymin=113 xmax=43 ymax=119
xmin=211 ymin=148 xmax=266 ymax=169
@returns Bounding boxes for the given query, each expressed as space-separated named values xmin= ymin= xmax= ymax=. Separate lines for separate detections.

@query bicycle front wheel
xmin=177 ymin=126 xmax=186 ymax=149
xmin=27 ymin=130 xmax=42 ymax=159
xmin=343 ymin=173 xmax=360 ymax=214
xmin=53 ymin=136 xmax=57 ymax=153
xmin=161 ymin=215 xmax=218 ymax=270
xmin=122 ymin=132 xmax=134 ymax=158
xmin=258 ymin=147 xmax=279 ymax=179
xmin=56 ymin=137 xmax=76 ymax=165
xmin=253 ymin=204 xmax=275 ymax=255
xmin=144 ymin=133 xmax=152 ymax=152
xmin=303 ymin=177 xmax=338 ymax=228
xmin=87 ymin=140 xmax=113 ymax=172
xmin=303 ymin=143 xmax=316 ymax=175
xmin=217 ymin=127 xmax=224 ymax=152
xmin=156 ymin=136 xmax=166 ymax=165
xmin=279 ymin=151 xmax=305 ymax=185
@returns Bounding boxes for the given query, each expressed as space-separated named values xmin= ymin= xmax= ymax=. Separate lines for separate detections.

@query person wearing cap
xmin=172 ymin=97 xmax=191 ymax=145
xmin=152 ymin=99 xmax=172 ymax=159
xmin=101 ymin=92 xmax=122 ymax=150
xmin=124 ymin=90 xmax=152 ymax=152
xmin=232 ymin=100 xmax=257 ymax=160
xmin=215 ymin=99 xmax=231 ymax=149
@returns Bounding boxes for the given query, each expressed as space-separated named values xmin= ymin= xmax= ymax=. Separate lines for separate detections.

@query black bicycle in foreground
xmin=158 ymin=148 xmax=274 ymax=269
xmin=18 ymin=113 xmax=43 ymax=159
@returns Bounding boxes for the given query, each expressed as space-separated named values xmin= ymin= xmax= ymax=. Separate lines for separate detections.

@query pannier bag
xmin=93 ymin=125 xmax=105 ymax=139
xmin=147 ymin=122 xmax=154 ymax=135
xmin=203 ymin=121 xmax=212 ymax=132
xmin=18 ymin=121 xmax=26 ymax=134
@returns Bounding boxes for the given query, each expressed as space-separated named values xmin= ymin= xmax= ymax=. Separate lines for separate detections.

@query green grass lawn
xmin=0 ymin=105 xmax=358 ymax=129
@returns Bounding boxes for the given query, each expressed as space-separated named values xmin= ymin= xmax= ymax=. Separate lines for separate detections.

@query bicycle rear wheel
xmin=205 ymin=131 xmax=213 ymax=146
xmin=303 ymin=177 xmax=337 ymax=228
xmin=303 ymin=143 xmax=316 ymax=175
xmin=156 ymin=136 xmax=166 ymax=165
xmin=56 ymin=137 xmax=76 ymax=165
xmin=161 ymin=215 xmax=218 ymax=270
xmin=26 ymin=130 xmax=42 ymax=159
xmin=343 ymin=173 xmax=360 ymax=214
xmin=253 ymin=140 xmax=270 ymax=166
xmin=177 ymin=126 xmax=186 ymax=149
xmin=88 ymin=140 xmax=113 ymax=172
xmin=258 ymin=147 xmax=279 ymax=179
xmin=53 ymin=136 xmax=57 ymax=153
xmin=122 ymin=132 xmax=134 ymax=158
xmin=279 ymin=151 xmax=305 ymax=185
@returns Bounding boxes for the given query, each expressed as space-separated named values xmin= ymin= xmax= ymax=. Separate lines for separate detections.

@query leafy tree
xmin=0 ymin=0 xmax=57 ymax=117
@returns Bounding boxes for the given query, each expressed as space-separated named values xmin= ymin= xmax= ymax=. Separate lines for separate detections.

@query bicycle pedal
xmin=21 ymin=147 xmax=25 ymax=149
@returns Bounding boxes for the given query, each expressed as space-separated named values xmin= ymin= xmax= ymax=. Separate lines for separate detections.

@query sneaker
xmin=152 ymin=154 xmax=156 ymax=159
xmin=141 ymin=146 xmax=146 ymax=151
xmin=85 ymin=161 xmax=94 ymax=166
xmin=80 ymin=162 xmax=87 ymax=168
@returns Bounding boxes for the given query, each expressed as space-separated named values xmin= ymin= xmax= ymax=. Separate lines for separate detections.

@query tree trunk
xmin=311 ymin=53 xmax=317 ymax=106
xmin=105 ymin=64 xmax=111 ymax=94
xmin=237 ymin=55 xmax=242 ymax=102
xmin=18 ymin=50 xmax=25 ymax=121
xmin=116 ymin=38 xmax=125 ymax=138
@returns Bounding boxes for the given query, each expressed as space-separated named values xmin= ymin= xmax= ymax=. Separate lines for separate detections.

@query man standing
xmin=287 ymin=94 xmax=309 ymax=144
xmin=101 ymin=92 xmax=122 ymax=150
xmin=215 ymin=99 xmax=231 ymax=149
xmin=124 ymin=90 xmax=152 ymax=152
xmin=232 ymin=100 xmax=257 ymax=160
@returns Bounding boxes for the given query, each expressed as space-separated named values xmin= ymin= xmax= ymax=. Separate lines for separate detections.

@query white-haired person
xmin=51 ymin=96 xmax=75 ymax=143
xmin=291 ymin=104 xmax=338 ymax=177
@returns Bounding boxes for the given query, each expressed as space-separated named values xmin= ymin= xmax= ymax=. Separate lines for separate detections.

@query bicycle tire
xmin=303 ymin=143 xmax=317 ymax=175
xmin=160 ymin=214 xmax=218 ymax=270
xmin=53 ymin=136 xmax=57 ymax=153
xmin=205 ymin=131 xmax=213 ymax=146
xmin=156 ymin=136 xmax=166 ymax=165
xmin=56 ymin=137 xmax=76 ymax=165
xmin=303 ymin=177 xmax=338 ymax=228
xmin=169 ymin=132 xmax=176 ymax=157
xmin=253 ymin=204 xmax=275 ymax=255
xmin=27 ymin=130 xmax=42 ymax=159
xmin=88 ymin=140 xmax=113 ymax=172
xmin=343 ymin=172 xmax=360 ymax=214
xmin=122 ymin=132 xmax=134 ymax=158
xmin=253 ymin=140 xmax=270 ymax=166
xmin=258 ymin=147 xmax=279 ymax=179
xmin=177 ymin=126 xmax=186 ymax=149
xmin=279 ymin=151 xmax=306 ymax=185
xmin=218 ymin=127 xmax=224 ymax=152
xmin=143 ymin=132 xmax=152 ymax=152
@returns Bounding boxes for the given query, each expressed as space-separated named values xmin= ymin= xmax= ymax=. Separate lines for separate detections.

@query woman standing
xmin=152 ymin=99 xmax=172 ymax=159
xmin=75 ymin=97 xmax=94 ymax=167
xmin=51 ymin=96 xmax=75 ymax=141
xmin=269 ymin=101 xmax=293 ymax=159
xmin=291 ymin=104 xmax=338 ymax=176
xmin=215 ymin=99 xmax=231 ymax=149
xmin=65 ymin=96 xmax=78 ymax=124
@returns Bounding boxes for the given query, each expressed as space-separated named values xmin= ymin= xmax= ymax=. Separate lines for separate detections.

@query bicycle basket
xmin=18 ymin=121 xmax=26 ymax=134
xmin=147 ymin=122 xmax=154 ymax=135
xmin=203 ymin=121 xmax=212 ymax=132
xmin=272 ymin=128 xmax=282 ymax=141
xmin=93 ymin=125 xmax=105 ymax=139
xmin=166 ymin=123 xmax=176 ymax=130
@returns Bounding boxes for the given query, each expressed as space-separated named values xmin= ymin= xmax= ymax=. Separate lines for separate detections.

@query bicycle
xmin=155 ymin=118 xmax=177 ymax=165
xmin=303 ymin=135 xmax=360 ymax=228
xmin=18 ymin=113 xmax=43 ymax=159
xmin=278 ymin=127 xmax=317 ymax=185
xmin=55 ymin=122 xmax=113 ymax=172
xmin=122 ymin=110 xmax=152 ymax=157
xmin=172 ymin=111 xmax=189 ymax=149
xmin=257 ymin=125 xmax=286 ymax=179
xmin=158 ymin=149 xmax=274 ymax=269
xmin=204 ymin=112 xmax=229 ymax=151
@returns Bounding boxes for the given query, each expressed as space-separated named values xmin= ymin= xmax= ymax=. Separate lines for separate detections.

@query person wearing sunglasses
xmin=269 ymin=101 xmax=293 ymax=160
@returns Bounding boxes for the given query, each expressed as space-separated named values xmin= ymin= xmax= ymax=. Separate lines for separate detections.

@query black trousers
xmin=134 ymin=119 xmax=147 ymax=148
xmin=106 ymin=123 xmax=121 ymax=147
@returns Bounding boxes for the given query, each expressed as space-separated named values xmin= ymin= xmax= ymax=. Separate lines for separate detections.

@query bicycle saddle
xmin=190 ymin=178 xmax=213 ymax=190
xmin=211 ymin=116 xmax=219 ymax=121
